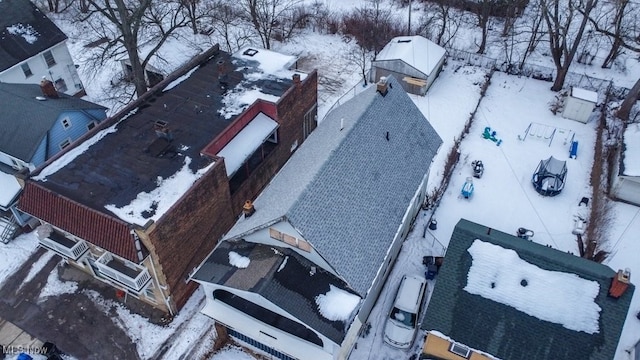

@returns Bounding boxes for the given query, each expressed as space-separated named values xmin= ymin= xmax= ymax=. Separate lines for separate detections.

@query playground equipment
xmin=532 ymin=156 xmax=568 ymax=196
xmin=483 ymin=127 xmax=502 ymax=146
xmin=472 ymin=160 xmax=484 ymax=178
xmin=461 ymin=177 xmax=474 ymax=199
xmin=519 ymin=122 xmax=560 ymax=147
xmin=569 ymin=133 xmax=579 ymax=159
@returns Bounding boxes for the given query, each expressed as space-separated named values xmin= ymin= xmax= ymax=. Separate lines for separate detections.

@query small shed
xmin=371 ymin=36 xmax=446 ymax=96
xmin=611 ymin=123 xmax=640 ymax=206
xmin=562 ymin=87 xmax=598 ymax=123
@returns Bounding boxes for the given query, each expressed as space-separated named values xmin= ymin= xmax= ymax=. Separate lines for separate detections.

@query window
xmin=303 ymin=104 xmax=317 ymax=139
xmin=54 ymin=78 xmax=67 ymax=93
xmin=43 ymin=50 xmax=56 ymax=67
xmin=267 ymin=129 xmax=278 ymax=144
xmin=21 ymin=63 xmax=33 ymax=78
xmin=87 ymin=121 xmax=97 ymax=131
xmin=59 ymin=138 xmax=71 ymax=150
xmin=449 ymin=342 xmax=471 ymax=358
xmin=61 ymin=118 xmax=71 ymax=129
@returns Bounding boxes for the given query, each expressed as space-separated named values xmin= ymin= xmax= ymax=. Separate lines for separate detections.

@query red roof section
xmin=201 ymin=99 xmax=278 ymax=157
xmin=19 ymin=182 xmax=138 ymax=262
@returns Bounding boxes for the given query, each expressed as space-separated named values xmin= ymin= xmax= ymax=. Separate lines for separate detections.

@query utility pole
xmin=408 ymin=0 xmax=412 ymax=35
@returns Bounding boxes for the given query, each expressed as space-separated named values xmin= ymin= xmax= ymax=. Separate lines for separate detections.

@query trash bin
xmin=429 ymin=219 xmax=437 ymax=230
xmin=17 ymin=354 xmax=33 ymax=360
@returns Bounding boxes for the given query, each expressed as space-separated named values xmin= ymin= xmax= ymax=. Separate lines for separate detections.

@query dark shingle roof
xmin=224 ymin=76 xmax=443 ymax=297
xmin=422 ymin=219 xmax=634 ymax=360
xmin=193 ymin=239 xmax=359 ymax=344
xmin=0 ymin=82 xmax=106 ymax=161
xmin=0 ymin=0 xmax=67 ymax=72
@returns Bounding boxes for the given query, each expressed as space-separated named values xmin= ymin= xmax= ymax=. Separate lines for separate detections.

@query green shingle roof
xmin=422 ymin=219 xmax=634 ymax=360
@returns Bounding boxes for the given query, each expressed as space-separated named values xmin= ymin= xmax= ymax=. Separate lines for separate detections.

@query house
xmin=0 ymin=0 xmax=85 ymax=96
xmin=371 ymin=35 xmax=446 ymax=96
xmin=191 ymin=76 xmax=443 ymax=360
xmin=562 ymin=87 xmax=598 ymax=123
xmin=421 ymin=219 xmax=634 ymax=360
xmin=610 ymin=122 xmax=640 ymax=206
xmin=0 ymin=81 xmax=107 ymax=240
xmin=18 ymin=45 xmax=318 ymax=315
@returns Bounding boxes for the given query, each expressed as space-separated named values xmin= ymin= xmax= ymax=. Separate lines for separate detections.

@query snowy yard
xmin=2 ymin=0 xmax=639 ymax=358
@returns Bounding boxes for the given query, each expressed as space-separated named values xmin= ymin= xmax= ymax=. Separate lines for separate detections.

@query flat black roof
xmin=34 ymin=49 xmax=294 ymax=219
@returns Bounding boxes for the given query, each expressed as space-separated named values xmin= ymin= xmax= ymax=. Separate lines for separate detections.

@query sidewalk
xmin=0 ymin=318 xmax=45 ymax=358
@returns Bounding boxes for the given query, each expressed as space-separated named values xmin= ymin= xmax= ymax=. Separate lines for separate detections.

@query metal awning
xmin=217 ymin=113 xmax=278 ymax=176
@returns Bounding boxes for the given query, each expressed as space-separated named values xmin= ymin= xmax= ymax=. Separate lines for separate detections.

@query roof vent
xmin=609 ymin=268 xmax=631 ymax=298
xmin=154 ymin=120 xmax=173 ymax=140
xmin=377 ymin=77 xmax=388 ymax=96
xmin=35 ymin=96 xmax=47 ymax=101
xmin=398 ymin=39 xmax=412 ymax=43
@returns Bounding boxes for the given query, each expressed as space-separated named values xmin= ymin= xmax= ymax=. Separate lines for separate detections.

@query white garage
xmin=371 ymin=35 xmax=446 ymax=96
xmin=611 ymin=123 xmax=640 ymax=206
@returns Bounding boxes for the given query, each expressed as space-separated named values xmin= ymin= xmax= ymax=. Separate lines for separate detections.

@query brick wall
xmin=148 ymin=161 xmax=236 ymax=311
xmin=230 ymin=71 xmax=318 ymax=213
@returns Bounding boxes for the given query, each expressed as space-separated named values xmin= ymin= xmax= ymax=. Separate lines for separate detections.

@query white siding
xmin=0 ymin=41 xmax=83 ymax=96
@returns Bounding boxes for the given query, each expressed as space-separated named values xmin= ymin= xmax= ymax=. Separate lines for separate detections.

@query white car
xmin=383 ymin=274 xmax=427 ymax=349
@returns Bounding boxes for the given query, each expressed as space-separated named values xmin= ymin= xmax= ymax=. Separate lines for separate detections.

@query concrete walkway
xmin=0 ymin=246 xmax=167 ymax=359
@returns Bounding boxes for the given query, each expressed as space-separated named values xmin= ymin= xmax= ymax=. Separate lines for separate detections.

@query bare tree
xmin=420 ymin=0 xmax=462 ymax=47
xmin=82 ymin=0 xmax=193 ymax=98
xmin=472 ymin=0 xmax=495 ymax=54
xmin=342 ymin=0 xmax=404 ymax=56
xmin=518 ymin=0 xmax=546 ymax=69
xmin=238 ymin=0 xmax=302 ymax=49
xmin=345 ymin=42 xmax=373 ymax=86
xmin=617 ymin=78 xmax=640 ymax=121
xmin=587 ymin=0 xmax=640 ymax=68
xmin=540 ymin=0 xmax=598 ymax=91
xmin=206 ymin=1 xmax=252 ymax=52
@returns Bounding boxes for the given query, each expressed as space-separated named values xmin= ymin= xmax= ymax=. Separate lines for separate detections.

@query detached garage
xmin=562 ymin=87 xmax=598 ymax=123
xmin=371 ymin=36 xmax=446 ymax=96
xmin=611 ymin=123 xmax=640 ymax=206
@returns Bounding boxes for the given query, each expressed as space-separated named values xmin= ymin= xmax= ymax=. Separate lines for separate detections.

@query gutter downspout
xmin=147 ymin=254 xmax=175 ymax=316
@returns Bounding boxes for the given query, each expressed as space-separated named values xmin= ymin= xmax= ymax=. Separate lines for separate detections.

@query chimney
xmin=292 ymin=73 xmax=301 ymax=88
xmin=377 ymin=77 xmax=388 ymax=96
xmin=154 ymin=120 xmax=173 ymax=140
xmin=40 ymin=77 xmax=59 ymax=98
xmin=243 ymin=200 xmax=255 ymax=218
xmin=609 ymin=268 xmax=631 ymax=298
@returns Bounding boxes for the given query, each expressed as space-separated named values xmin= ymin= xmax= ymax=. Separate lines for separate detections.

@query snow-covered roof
xmin=423 ymin=219 xmax=634 ymax=360
xmin=571 ymin=87 xmax=598 ymax=103
xmin=0 ymin=171 xmax=21 ymax=208
xmin=224 ymin=76 xmax=442 ymax=296
xmin=0 ymin=0 xmax=67 ymax=72
xmin=622 ymin=123 xmax=640 ymax=177
xmin=464 ymin=239 xmax=601 ymax=334
xmin=374 ymin=36 xmax=446 ymax=78
xmin=216 ymin=113 xmax=278 ymax=176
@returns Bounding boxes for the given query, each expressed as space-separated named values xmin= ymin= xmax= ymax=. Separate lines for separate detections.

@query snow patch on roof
xmin=33 ymin=119 xmax=124 ymax=181
xmin=104 ymin=156 xmax=215 ymax=226
xmin=6 ymin=23 xmax=40 ymax=44
xmin=375 ymin=36 xmax=445 ymax=77
xmin=571 ymin=87 xmax=598 ymax=103
xmin=218 ymin=86 xmax=280 ymax=119
xmin=623 ymin=123 xmax=640 ymax=176
xmin=233 ymin=47 xmax=299 ymax=79
xmin=0 ymin=171 xmax=21 ymax=208
xmin=163 ymin=66 xmax=200 ymax=92
xmin=464 ymin=239 xmax=601 ymax=334
xmin=315 ymin=284 xmax=361 ymax=322
xmin=228 ymin=251 xmax=250 ymax=269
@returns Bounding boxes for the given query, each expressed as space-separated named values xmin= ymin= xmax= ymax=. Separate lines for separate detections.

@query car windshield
xmin=390 ymin=307 xmax=416 ymax=328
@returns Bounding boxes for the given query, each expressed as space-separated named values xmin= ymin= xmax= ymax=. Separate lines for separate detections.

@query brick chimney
xmin=377 ymin=76 xmax=388 ymax=96
xmin=40 ymin=77 xmax=59 ymax=98
xmin=154 ymin=120 xmax=173 ymax=140
xmin=292 ymin=73 xmax=301 ymax=88
xmin=608 ymin=268 xmax=631 ymax=298
xmin=243 ymin=200 xmax=255 ymax=218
